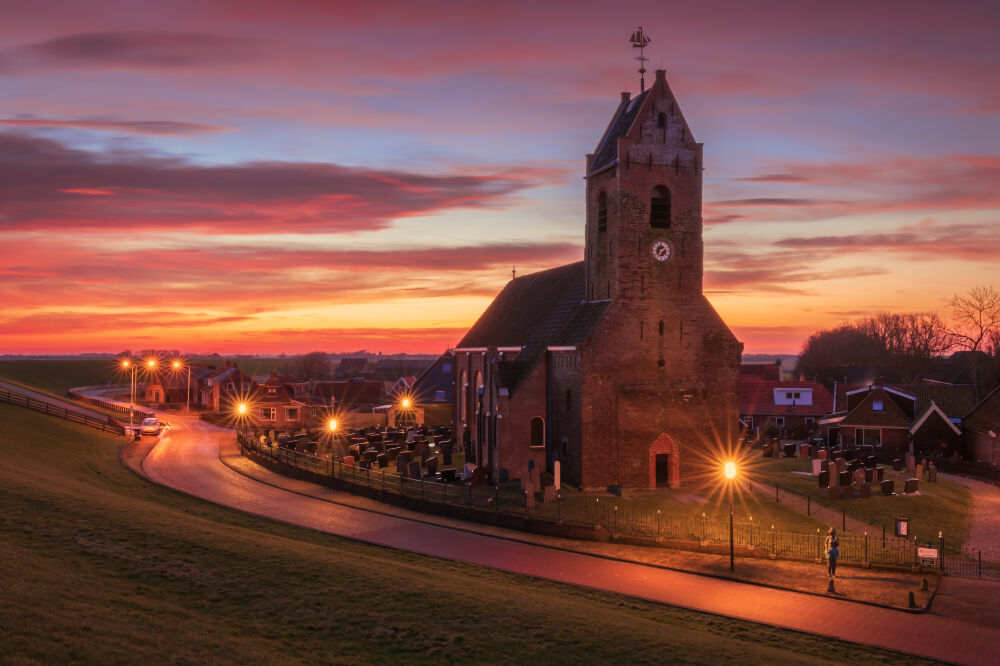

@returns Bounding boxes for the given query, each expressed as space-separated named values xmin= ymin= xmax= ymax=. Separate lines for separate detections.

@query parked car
xmin=140 ymin=417 xmax=161 ymax=436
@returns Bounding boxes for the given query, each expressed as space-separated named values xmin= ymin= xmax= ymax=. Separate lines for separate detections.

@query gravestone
xmin=843 ymin=449 xmax=856 ymax=462
xmin=799 ymin=444 xmax=811 ymax=458
xmin=854 ymin=468 xmax=866 ymax=485
xmin=407 ymin=460 xmax=422 ymax=480
xmin=341 ymin=455 xmax=355 ymax=466
xmin=817 ymin=449 xmax=828 ymax=461
xmin=763 ymin=445 xmax=773 ymax=458
xmin=525 ymin=488 xmax=536 ymax=512
xmin=470 ymin=466 xmax=488 ymax=487
xmin=864 ymin=467 xmax=874 ymax=483
xmin=904 ymin=478 xmax=919 ymax=494
xmin=464 ymin=462 xmax=476 ymax=480
xmin=554 ymin=460 xmax=562 ymax=490
xmin=866 ymin=456 xmax=877 ymax=468
xmin=364 ymin=449 xmax=378 ymax=463
xmin=839 ymin=470 xmax=852 ymax=487
xmin=784 ymin=443 xmax=796 ymax=458
xmin=819 ymin=470 xmax=830 ymax=488
xmin=915 ymin=464 xmax=923 ymax=482
xmin=440 ymin=441 xmax=454 ymax=466
xmin=543 ymin=485 xmax=557 ymax=503
xmin=812 ymin=459 xmax=823 ymax=476
xmin=440 ymin=467 xmax=456 ymax=483
xmin=892 ymin=458 xmax=904 ymax=471
xmin=928 ymin=463 xmax=938 ymax=483
xmin=359 ymin=460 xmax=372 ymax=470
xmin=349 ymin=444 xmax=361 ymax=459
xmin=771 ymin=439 xmax=780 ymax=457
xmin=881 ymin=479 xmax=894 ymax=495
xmin=425 ymin=456 xmax=439 ymax=476
xmin=859 ymin=483 xmax=871 ymax=498
xmin=835 ymin=458 xmax=847 ymax=474
xmin=386 ymin=446 xmax=401 ymax=462
xmin=376 ymin=453 xmax=388 ymax=469
xmin=875 ymin=466 xmax=885 ymax=483
xmin=828 ymin=469 xmax=838 ymax=487
xmin=396 ymin=451 xmax=412 ymax=475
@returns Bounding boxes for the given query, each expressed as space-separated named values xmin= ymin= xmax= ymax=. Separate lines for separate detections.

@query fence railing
xmin=761 ymin=476 xmax=893 ymax=537
xmin=237 ymin=431 xmax=989 ymax=578
xmin=69 ymin=388 xmax=153 ymax=422
xmin=1 ymin=388 xmax=126 ymax=436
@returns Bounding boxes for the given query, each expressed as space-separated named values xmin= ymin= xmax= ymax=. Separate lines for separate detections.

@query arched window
xmin=565 ymin=389 xmax=572 ymax=412
xmin=529 ymin=417 xmax=545 ymax=448
xmin=657 ymin=112 xmax=666 ymax=128
xmin=597 ymin=191 xmax=607 ymax=233
xmin=475 ymin=371 xmax=483 ymax=410
xmin=650 ymin=185 xmax=671 ymax=228
xmin=459 ymin=370 xmax=468 ymax=418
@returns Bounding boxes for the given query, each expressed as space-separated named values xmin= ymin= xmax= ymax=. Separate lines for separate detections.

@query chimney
xmin=620 ymin=91 xmax=631 ymax=105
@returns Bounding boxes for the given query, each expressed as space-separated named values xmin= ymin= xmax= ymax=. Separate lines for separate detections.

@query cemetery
xmin=753 ymin=440 xmax=974 ymax=545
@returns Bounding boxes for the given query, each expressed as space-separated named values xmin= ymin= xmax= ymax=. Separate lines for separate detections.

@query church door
xmin=655 ymin=454 xmax=670 ymax=487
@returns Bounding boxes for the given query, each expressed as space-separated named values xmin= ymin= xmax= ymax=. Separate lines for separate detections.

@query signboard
xmin=918 ymin=547 xmax=938 ymax=567
xmin=895 ymin=516 xmax=909 ymax=537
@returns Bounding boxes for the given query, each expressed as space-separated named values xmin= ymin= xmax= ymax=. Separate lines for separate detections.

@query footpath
xmin=218 ymin=437 xmax=934 ymax=611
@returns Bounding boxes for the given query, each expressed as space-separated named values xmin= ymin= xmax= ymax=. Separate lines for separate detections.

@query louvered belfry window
xmin=597 ymin=191 xmax=607 ymax=233
xmin=650 ymin=185 xmax=671 ymax=228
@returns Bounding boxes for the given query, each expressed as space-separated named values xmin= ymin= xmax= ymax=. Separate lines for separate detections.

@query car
xmin=140 ymin=417 xmax=161 ymax=436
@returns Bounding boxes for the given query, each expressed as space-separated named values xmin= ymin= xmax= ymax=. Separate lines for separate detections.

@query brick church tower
xmin=453 ymin=68 xmax=741 ymax=491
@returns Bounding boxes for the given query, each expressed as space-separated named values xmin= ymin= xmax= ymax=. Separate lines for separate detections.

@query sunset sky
xmin=2 ymin=0 xmax=998 ymax=355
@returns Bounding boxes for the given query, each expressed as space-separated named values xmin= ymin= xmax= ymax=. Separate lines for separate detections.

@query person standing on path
xmin=825 ymin=527 xmax=840 ymax=578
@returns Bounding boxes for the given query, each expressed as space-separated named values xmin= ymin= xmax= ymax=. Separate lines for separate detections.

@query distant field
xmin=0 ymin=403 xmax=927 ymax=664
xmin=0 ymin=357 xmax=288 ymax=396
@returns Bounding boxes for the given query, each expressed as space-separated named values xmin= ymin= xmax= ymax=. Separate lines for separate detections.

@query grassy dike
xmin=0 ymin=402 xmax=930 ymax=664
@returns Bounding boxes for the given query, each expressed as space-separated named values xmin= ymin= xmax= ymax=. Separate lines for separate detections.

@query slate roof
xmin=412 ymin=352 xmax=454 ymax=404
xmin=738 ymin=378 xmax=833 ymax=416
xmin=589 ymin=89 xmax=650 ymax=174
xmin=839 ymin=387 xmax=912 ymax=428
xmin=457 ymin=261 xmax=608 ymax=392
xmin=963 ymin=384 xmax=1000 ymax=435
xmin=835 ymin=382 xmax=977 ymax=419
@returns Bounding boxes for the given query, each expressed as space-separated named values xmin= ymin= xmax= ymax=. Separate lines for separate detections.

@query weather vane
xmin=629 ymin=26 xmax=651 ymax=92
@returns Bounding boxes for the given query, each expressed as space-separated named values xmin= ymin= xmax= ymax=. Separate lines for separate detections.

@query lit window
xmin=267 ymin=387 xmax=277 ymax=397
xmin=435 ymin=390 xmax=446 ymax=401
xmin=260 ymin=407 xmax=276 ymax=421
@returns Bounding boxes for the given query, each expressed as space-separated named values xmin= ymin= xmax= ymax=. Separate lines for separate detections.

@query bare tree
xmin=949 ymin=285 xmax=1000 ymax=352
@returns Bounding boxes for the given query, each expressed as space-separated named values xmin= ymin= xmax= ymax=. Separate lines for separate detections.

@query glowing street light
xmin=401 ymin=398 xmax=411 ymax=409
xmin=328 ymin=418 xmax=338 ymax=432
xmin=724 ymin=459 xmax=738 ymax=572
xmin=237 ymin=402 xmax=248 ymax=416
xmin=121 ymin=358 xmax=137 ymax=429
xmin=170 ymin=359 xmax=192 ymax=415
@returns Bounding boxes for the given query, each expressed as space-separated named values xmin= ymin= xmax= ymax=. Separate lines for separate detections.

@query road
xmin=130 ymin=412 xmax=1000 ymax=666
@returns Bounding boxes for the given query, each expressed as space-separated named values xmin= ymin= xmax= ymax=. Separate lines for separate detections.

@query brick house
xmin=453 ymin=69 xmax=742 ymax=491
xmin=738 ymin=377 xmax=833 ymax=439
xmin=144 ymin=364 xmax=214 ymax=407
xmin=962 ymin=384 xmax=1000 ymax=467
xmin=411 ymin=351 xmax=455 ymax=426
xmin=199 ymin=363 xmax=255 ymax=412
xmin=251 ymin=372 xmax=311 ymax=429
xmin=822 ymin=382 xmax=976 ymax=456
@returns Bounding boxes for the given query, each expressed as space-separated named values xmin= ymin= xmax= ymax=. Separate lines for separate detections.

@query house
xmin=410 ymin=351 xmax=455 ymax=426
xmin=739 ymin=360 xmax=781 ymax=382
xmin=144 ymin=364 xmax=214 ymax=407
xmin=738 ymin=377 xmax=833 ymax=440
xmin=821 ymin=382 xmax=977 ymax=456
xmin=313 ymin=378 xmax=387 ymax=409
xmin=199 ymin=362 xmax=255 ymax=412
xmin=453 ymin=69 xmax=742 ymax=490
xmin=962 ymin=384 xmax=1000 ymax=467
xmin=251 ymin=371 xmax=311 ymax=429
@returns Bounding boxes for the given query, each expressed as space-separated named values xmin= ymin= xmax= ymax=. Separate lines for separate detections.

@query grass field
xmin=753 ymin=456 xmax=973 ymax=544
xmin=0 ymin=402 xmax=930 ymax=664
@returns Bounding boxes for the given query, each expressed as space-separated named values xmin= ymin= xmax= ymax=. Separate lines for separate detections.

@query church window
xmin=657 ymin=112 xmax=666 ymax=128
xmin=459 ymin=370 xmax=468 ymax=416
xmin=565 ymin=389 xmax=572 ymax=413
xmin=658 ymin=320 xmax=664 ymax=336
xmin=650 ymin=186 xmax=671 ymax=228
xmin=597 ymin=191 xmax=607 ymax=233
xmin=530 ymin=417 xmax=545 ymax=448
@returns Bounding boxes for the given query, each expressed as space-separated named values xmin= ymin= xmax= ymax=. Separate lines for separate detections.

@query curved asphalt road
xmin=135 ymin=413 xmax=997 ymax=665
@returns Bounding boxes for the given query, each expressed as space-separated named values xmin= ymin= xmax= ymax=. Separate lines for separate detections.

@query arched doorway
xmin=648 ymin=433 xmax=680 ymax=489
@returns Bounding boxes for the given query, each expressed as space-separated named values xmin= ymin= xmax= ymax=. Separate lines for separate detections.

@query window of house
xmin=529 ymin=417 xmax=545 ymax=448
xmin=862 ymin=428 xmax=882 ymax=447
xmin=260 ymin=407 xmax=276 ymax=421
xmin=226 ymin=382 xmax=235 ymax=391
xmin=597 ymin=191 xmax=607 ymax=233
xmin=267 ymin=387 xmax=277 ymax=397
xmin=872 ymin=400 xmax=884 ymax=411
xmin=442 ymin=363 xmax=452 ymax=372
xmin=805 ymin=417 xmax=815 ymax=426
xmin=650 ymin=186 xmax=671 ymax=228
xmin=775 ymin=417 xmax=785 ymax=428
xmin=744 ymin=416 xmax=754 ymax=430
xmin=435 ymin=390 xmax=446 ymax=401
xmin=285 ymin=407 xmax=298 ymax=421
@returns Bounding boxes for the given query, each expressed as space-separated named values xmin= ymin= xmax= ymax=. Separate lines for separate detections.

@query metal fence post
xmin=495 ymin=486 xmax=499 ymax=515
xmin=614 ymin=505 xmax=618 ymax=536
xmin=939 ymin=532 xmax=945 ymax=573
xmin=842 ymin=508 xmax=846 ymax=532
xmin=657 ymin=509 xmax=661 ymax=540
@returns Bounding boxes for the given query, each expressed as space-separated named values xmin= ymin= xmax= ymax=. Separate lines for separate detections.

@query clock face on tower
xmin=651 ymin=240 xmax=671 ymax=262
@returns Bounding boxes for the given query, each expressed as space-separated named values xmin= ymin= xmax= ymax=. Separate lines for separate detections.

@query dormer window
xmin=267 ymin=387 xmax=277 ymax=397
xmin=597 ymin=191 xmax=607 ymax=233
xmin=872 ymin=400 xmax=884 ymax=411
xmin=650 ymin=186 xmax=671 ymax=228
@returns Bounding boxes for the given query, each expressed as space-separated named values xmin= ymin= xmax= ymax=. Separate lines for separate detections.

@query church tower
xmin=585 ymin=68 xmax=703 ymax=307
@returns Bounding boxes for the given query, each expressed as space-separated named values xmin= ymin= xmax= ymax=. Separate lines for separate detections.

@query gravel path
xmin=943 ymin=474 xmax=1000 ymax=561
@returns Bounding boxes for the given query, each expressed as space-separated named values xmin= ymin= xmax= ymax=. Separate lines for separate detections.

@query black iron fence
xmin=238 ymin=431 xmax=990 ymax=578
xmin=1 ymin=388 xmax=125 ymax=435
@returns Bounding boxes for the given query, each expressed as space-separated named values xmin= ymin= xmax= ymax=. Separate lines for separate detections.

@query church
xmin=452 ymin=68 xmax=742 ymax=491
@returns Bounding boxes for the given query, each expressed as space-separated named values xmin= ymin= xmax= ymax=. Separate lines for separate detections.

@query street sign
xmin=918 ymin=547 xmax=938 ymax=566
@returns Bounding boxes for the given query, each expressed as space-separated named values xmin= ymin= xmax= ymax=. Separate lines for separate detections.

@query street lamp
xmin=171 ymin=359 xmax=192 ymax=415
xmin=121 ymin=359 xmax=137 ymax=429
xmin=328 ymin=418 xmax=338 ymax=433
xmin=724 ymin=460 xmax=737 ymax=572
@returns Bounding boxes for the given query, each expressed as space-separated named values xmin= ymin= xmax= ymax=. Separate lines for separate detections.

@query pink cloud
xmin=0 ymin=117 xmax=227 ymax=134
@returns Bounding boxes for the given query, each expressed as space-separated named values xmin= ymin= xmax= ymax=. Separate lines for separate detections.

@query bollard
xmin=827 ymin=579 xmax=836 ymax=594
xmin=657 ymin=509 xmax=661 ymax=540
xmin=921 ymin=577 xmax=929 ymax=592
xmin=908 ymin=591 xmax=917 ymax=609
xmin=614 ymin=505 xmax=618 ymax=536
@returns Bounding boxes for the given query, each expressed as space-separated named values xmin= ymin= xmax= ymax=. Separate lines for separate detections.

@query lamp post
xmin=172 ymin=360 xmax=192 ymax=415
xmin=121 ymin=359 xmax=136 ymax=429
xmin=724 ymin=460 xmax=737 ymax=572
